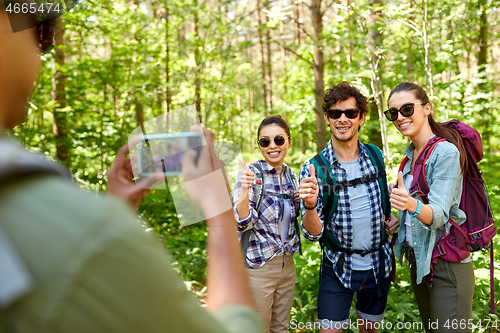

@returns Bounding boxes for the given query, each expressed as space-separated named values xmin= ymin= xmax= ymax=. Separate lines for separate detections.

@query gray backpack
xmin=0 ymin=139 xmax=70 ymax=309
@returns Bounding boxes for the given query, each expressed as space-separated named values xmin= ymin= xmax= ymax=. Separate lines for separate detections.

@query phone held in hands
xmin=137 ymin=132 xmax=203 ymax=176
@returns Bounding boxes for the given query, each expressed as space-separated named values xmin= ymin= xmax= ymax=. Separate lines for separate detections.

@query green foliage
xmin=139 ymin=188 xmax=208 ymax=285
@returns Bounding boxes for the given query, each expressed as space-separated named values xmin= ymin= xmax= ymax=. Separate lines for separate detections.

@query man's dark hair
xmin=322 ymin=81 xmax=368 ymax=115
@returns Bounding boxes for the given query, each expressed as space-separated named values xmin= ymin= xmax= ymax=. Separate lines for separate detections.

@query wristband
xmin=410 ymin=200 xmax=422 ymax=218
xmin=303 ymin=200 xmax=317 ymax=210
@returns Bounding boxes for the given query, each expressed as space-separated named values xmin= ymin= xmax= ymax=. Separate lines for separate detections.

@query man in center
xmin=299 ymin=82 xmax=398 ymax=333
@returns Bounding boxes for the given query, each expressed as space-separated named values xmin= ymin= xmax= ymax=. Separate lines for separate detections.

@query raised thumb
xmin=309 ymin=163 xmax=316 ymax=179
xmin=240 ymin=158 xmax=249 ymax=171
xmin=397 ymin=171 xmax=405 ymax=188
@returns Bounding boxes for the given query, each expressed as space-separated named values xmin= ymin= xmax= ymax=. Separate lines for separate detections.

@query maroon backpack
xmin=399 ymin=119 xmax=497 ymax=314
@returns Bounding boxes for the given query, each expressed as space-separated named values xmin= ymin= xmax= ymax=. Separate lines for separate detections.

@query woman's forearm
xmin=236 ymin=188 xmax=250 ymax=219
xmin=408 ymin=197 xmax=434 ymax=226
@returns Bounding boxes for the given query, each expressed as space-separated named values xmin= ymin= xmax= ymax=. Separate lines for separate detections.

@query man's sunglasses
xmin=326 ymin=108 xmax=360 ymax=120
xmin=258 ymin=135 xmax=289 ymax=148
xmin=384 ymin=103 xmax=428 ymax=121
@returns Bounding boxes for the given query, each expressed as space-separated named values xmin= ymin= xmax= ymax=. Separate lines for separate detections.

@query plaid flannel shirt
xmin=299 ymin=140 xmax=392 ymax=289
xmin=232 ymin=160 xmax=301 ymax=268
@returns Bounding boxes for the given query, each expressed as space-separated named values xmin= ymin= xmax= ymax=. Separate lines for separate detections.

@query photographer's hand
xmin=107 ymin=137 xmax=165 ymax=210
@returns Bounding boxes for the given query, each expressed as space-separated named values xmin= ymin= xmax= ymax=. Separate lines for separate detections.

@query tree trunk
xmin=407 ymin=0 xmax=415 ymax=81
xmin=257 ymin=0 xmax=268 ymax=112
xmin=135 ymin=98 xmax=144 ymax=129
xmin=249 ymin=87 xmax=255 ymax=153
xmin=280 ymin=0 xmax=287 ymax=96
xmin=265 ymin=1 xmax=273 ymax=111
xmin=311 ymin=0 xmax=326 ymax=152
xmin=52 ymin=17 xmax=70 ymax=168
xmin=422 ymin=0 xmax=434 ymax=96
xmin=193 ymin=0 xmax=202 ymax=121
xmin=246 ymin=31 xmax=255 ymax=153
xmin=294 ymin=1 xmax=300 ymax=45
xmin=165 ymin=2 xmax=171 ymax=114
xmin=478 ymin=0 xmax=489 ymax=151
xmin=367 ymin=0 xmax=387 ymax=157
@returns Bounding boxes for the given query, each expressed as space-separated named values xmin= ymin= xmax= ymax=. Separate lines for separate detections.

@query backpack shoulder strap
xmin=399 ymin=156 xmax=409 ymax=173
xmin=0 ymin=139 xmax=71 ymax=188
xmin=364 ymin=144 xmax=390 ymax=222
xmin=250 ymin=162 xmax=266 ymax=213
xmin=285 ymin=167 xmax=299 ymax=192
xmin=412 ymin=137 xmax=447 ymax=196
xmin=310 ymin=153 xmax=338 ymax=224
xmin=240 ymin=162 xmax=264 ymax=259
xmin=283 ymin=167 xmax=303 ymax=255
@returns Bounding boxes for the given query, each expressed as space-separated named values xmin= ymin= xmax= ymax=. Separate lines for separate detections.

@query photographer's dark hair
xmin=323 ymin=81 xmax=368 ymax=115
xmin=257 ymin=115 xmax=291 ymax=140
xmin=388 ymin=82 xmax=468 ymax=175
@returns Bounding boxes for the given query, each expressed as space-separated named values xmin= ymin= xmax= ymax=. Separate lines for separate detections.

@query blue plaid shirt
xmin=299 ymin=140 xmax=392 ymax=289
xmin=232 ymin=160 xmax=301 ymax=268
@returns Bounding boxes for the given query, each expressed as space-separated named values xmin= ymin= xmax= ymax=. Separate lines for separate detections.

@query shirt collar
xmin=322 ymin=139 xmax=368 ymax=166
xmin=257 ymin=159 xmax=289 ymax=174
xmin=403 ymin=134 xmax=437 ymax=159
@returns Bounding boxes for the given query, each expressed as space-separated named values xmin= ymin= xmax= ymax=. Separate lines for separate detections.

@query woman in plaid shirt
xmin=232 ymin=115 xmax=301 ymax=333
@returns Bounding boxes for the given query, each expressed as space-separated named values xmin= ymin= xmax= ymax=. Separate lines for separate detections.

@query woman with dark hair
xmin=387 ymin=82 xmax=474 ymax=333
xmin=232 ymin=115 xmax=301 ymax=333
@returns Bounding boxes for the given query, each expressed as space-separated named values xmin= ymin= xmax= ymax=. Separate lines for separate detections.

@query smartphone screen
xmin=138 ymin=132 xmax=203 ymax=176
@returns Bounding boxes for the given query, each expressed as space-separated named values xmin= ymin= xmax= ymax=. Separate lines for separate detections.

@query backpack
xmin=310 ymin=143 xmax=394 ymax=293
xmin=0 ymin=138 xmax=71 ymax=307
xmin=399 ymin=119 xmax=496 ymax=314
xmin=240 ymin=162 xmax=302 ymax=259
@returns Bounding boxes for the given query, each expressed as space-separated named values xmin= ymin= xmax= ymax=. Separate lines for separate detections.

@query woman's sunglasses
xmin=258 ymin=135 xmax=289 ymax=148
xmin=326 ymin=108 xmax=360 ymax=120
xmin=384 ymin=103 xmax=427 ymax=121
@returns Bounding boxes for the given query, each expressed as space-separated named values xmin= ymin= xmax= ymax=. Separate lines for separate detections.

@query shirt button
xmin=414 ymin=242 xmax=417 ymax=246
xmin=412 ymin=224 xmax=415 ymax=227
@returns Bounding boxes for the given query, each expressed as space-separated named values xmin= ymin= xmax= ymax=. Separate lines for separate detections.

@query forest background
xmin=11 ymin=0 xmax=500 ymax=331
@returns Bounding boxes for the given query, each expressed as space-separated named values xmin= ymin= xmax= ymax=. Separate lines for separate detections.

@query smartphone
xmin=137 ymin=132 xmax=203 ymax=176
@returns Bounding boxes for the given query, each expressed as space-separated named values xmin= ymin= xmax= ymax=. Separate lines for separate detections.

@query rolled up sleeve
xmin=299 ymin=161 xmax=324 ymax=242
xmin=423 ymin=142 xmax=463 ymax=231
xmin=232 ymin=169 xmax=259 ymax=232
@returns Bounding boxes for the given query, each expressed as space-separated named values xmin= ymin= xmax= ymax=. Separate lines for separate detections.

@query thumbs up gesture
xmin=299 ymin=164 xmax=319 ymax=208
xmin=239 ymin=159 xmax=255 ymax=190
xmin=389 ymin=171 xmax=414 ymax=212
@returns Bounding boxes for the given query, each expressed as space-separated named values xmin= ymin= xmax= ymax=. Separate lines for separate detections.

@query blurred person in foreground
xmin=0 ymin=5 xmax=262 ymax=333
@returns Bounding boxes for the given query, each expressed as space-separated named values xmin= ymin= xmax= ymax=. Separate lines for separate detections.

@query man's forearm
xmin=302 ymin=209 xmax=323 ymax=236
xmin=205 ymin=209 xmax=255 ymax=312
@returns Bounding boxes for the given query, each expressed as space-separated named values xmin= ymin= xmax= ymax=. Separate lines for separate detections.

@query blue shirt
xmin=299 ymin=140 xmax=392 ymax=289
xmin=394 ymin=138 xmax=466 ymax=285
xmin=339 ymin=159 xmax=373 ymax=270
